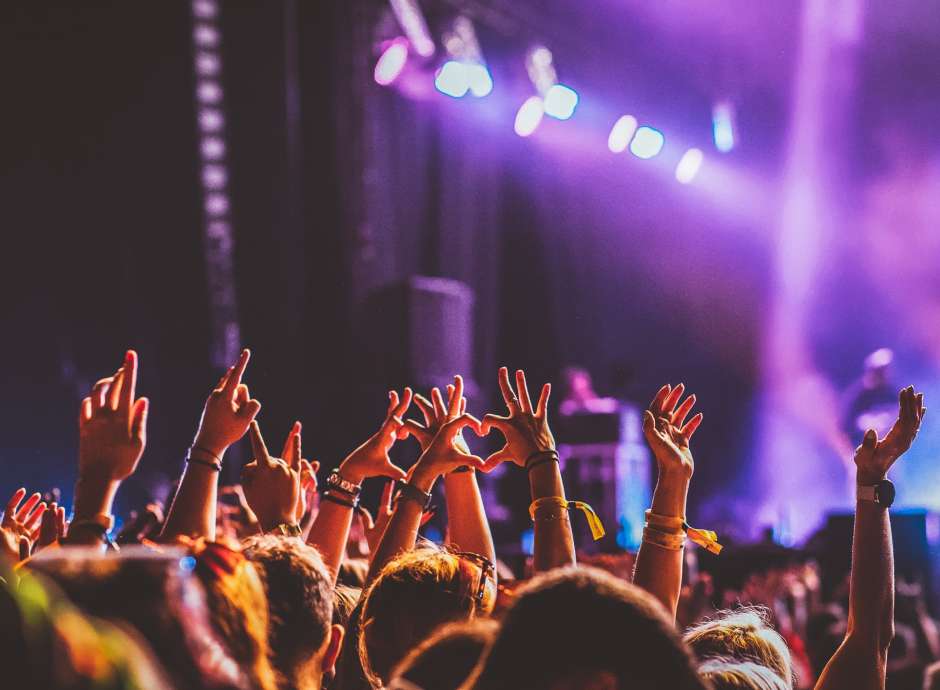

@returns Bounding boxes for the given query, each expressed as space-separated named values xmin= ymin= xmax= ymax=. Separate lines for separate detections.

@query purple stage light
xmin=198 ymin=108 xmax=224 ymax=133
xmin=466 ymin=63 xmax=493 ymax=97
xmin=205 ymin=193 xmax=229 ymax=216
xmin=201 ymin=137 xmax=226 ymax=160
xmin=713 ymin=101 xmax=736 ymax=152
xmin=675 ymin=148 xmax=704 ymax=184
xmin=202 ymin=165 xmax=227 ymax=190
xmin=195 ymin=52 xmax=220 ymax=76
xmin=608 ymin=115 xmax=638 ymax=153
xmin=514 ymin=96 xmax=544 ymax=137
xmin=543 ymin=84 xmax=578 ymax=120
xmin=192 ymin=0 xmax=217 ymax=19
xmin=629 ymin=126 xmax=665 ymax=159
xmin=390 ymin=0 xmax=435 ymax=58
xmin=374 ymin=38 xmax=409 ymax=86
xmin=197 ymin=81 xmax=223 ymax=104
xmin=435 ymin=60 xmax=470 ymax=98
xmin=193 ymin=24 xmax=219 ymax=48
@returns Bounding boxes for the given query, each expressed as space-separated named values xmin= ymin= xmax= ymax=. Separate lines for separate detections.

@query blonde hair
xmin=684 ymin=608 xmax=792 ymax=686
xmin=698 ymin=658 xmax=789 ymax=690
xmin=359 ymin=547 xmax=491 ymax=687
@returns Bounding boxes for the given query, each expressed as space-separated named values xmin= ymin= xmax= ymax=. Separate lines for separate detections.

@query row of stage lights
xmin=374 ymin=5 xmax=739 ymax=186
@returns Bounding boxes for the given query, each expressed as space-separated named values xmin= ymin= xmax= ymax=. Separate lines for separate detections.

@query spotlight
xmin=712 ymin=100 xmax=735 ymax=152
xmin=675 ymin=148 xmax=704 ymax=184
xmin=526 ymin=45 xmax=557 ymax=95
xmin=607 ymin=115 xmax=638 ymax=153
xmin=543 ymin=84 xmax=578 ymax=120
xmin=434 ymin=60 xmax=470 ymax=98
xmin=629 ymin=126 xmax=664 ymax=159
xmin=466 ymin=63 xmax=493 ymax=97
xmin=514 ymin=96 xmax=544 ymax=137
xmin=389 ymin=0 xmax=435 ymax=58
xmin=375 ymin=37 xmax=409 ymax=86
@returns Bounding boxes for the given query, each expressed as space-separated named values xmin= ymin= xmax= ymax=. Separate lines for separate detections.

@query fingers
xmin=497 ymin=367 xmax=519 ymax=413
xmin=223 ymin=349 xmax=251 ymax=395
xmin=649 ymin=385 xmax=671 ymax=415
xmin=387 ymin=390 xmax=400 ymax=417
xmin=442 ymin=413 xmax=483 ymax=441
xmin=4 ymin=488 xmax=26 ymax=523
xmin=459 ymin=397 xmax=467 ymax=416
xmin=282 ymin=421 xmax=301 ymax=466
xmin=358 ymin=506 xmax=375 ymax=530
xmin=379 ymin=461 xmax=408 ymax=481
xmin=481 ymin=413 xmax=510 ymax=436
xmin=131 ymin=398 xmax=149 ymax=440
xmin=290 ymin=429 xmax=302 ymax=471
xmin=515 ymin=370 xmax=533 ymax=413
xmin=413 ymin=394 xmax=434 ymax=426
xmin=216 ymin=366 xmax=234 ymax=391
xmin=535 ymin=382 xmax=551 ymax=418
xmin=380 ymin=479 xmax=394 ymax=512
xmin=24 ymin=501 xmax=47 ymax=532
xmin=16 ymin=493 xmax=41 ymax=523
xmin=431 ymin=387 xmax=447 ymax=420
xmin=248 ymin=420 xmax=272 ymax=464
xmin=107 ymin=368 xmax=124 ymax=411
xmin=79 ymin=397 xmax=93 ymax=426
xmin=119 ymin=350 xmax=138 ymax=415
xmin=680 ymin=412 xmax=704 ymax=439
xmin=447 ymin=376 xmax=463 ymax=418
xmin=91 ymin=376 xmax=113 ymax=412
xmin=672 ymin=394 xmax=696 ymax=428
xmin=237 ymin=396 xmax=262 ymax=421
xmin=402 ymin=419 xmax=430 ymax=445
xmin=392 ymin=388 xmax=413 ymax=419
xmin=481 ymin=447 xmax=514 ymax=472
xmin=56 ymin=505 xmax=67 ymax=539
xmin=662 ymin=383 xmax=685 ymax=417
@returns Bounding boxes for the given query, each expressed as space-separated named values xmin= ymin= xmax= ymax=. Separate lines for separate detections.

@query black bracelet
xmin=322 ymin=491 xmax=358 ymax=510
xmin=395 ymin=481 xmax=433 ymax=510
xmin=527 ymin=454 xmax=559 ymax=473
xmin=186 ymin=454 xmax=222 ymax=472
xmin=524 ymin=449 xmax=559 ymax=470
xmin=191 ymin=445 xmax=222 ymax=464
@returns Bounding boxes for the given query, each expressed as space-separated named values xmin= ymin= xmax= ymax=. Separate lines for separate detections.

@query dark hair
xmin=469 ymin=566 xmax=708 ymax=690
xmin=390 ymin=619 xmax=499 ymax=690
xmin=25 ymin=545 xmax=249 ymax=690
xmin=242 ymin=535 xmax=333 ymax=683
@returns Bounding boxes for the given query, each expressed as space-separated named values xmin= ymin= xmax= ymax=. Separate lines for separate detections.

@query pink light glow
xmin=374 ymin=38 xmax=409 ymax=86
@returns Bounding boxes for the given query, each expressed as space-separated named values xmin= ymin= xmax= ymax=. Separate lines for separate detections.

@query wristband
xmin=327 ymin=470 xmax=362 ymax=496
xmin=395 ymin=481 xmax=433 ymax=511
xmin=68 ymin=518 xmax=119 ymax=551
xmin=645 ymin=510 xmax=723 ymax=555
xmin=269 ymin=523 xmax=303 ymax=537
xmin=529 ymin=496 xmax=605 ymax=541
xmin=322 ymin=491 xmax=358 ymax=510
xmin=643 ymin=525 xmax=686 ymax=551
xmin=524 ymin=449 xmax=559 ymax=470
xmin=191 ymin=445 xmax=223 ymax=464
xmin=187 ymin=453 xmax=222 ymax=472
xmin=526 ymin=454 xmax=559 ymax=473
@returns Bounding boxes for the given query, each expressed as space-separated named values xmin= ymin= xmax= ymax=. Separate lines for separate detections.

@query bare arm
xmin=816 ymin=386 xmax=925 ymax=690
xmin=162 ymin=349 xmax=260 ymax=541
xmin=307 ymin=389 xmax=411 ymax=582
xmin=632 ymin=384 xmax=703 ymax=619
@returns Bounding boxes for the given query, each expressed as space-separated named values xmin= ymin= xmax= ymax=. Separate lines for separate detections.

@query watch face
xmin=876 ymin=480 xmax=896 ymax=507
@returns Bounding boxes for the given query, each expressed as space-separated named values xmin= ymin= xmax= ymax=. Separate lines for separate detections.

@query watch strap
xmin=856 ymin=484 xmax=878 ymax=503
xmin=395 ymin=481 xmax=433 ymax=510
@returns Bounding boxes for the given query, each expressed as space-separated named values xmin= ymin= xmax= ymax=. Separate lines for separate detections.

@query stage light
xmin=201 ymin=137 xmax=226 ymax=160
xmin=543 ymin=84 xmax=578 ymax=120
xmin=434 ymin=61 xmax=469 ymax=97
xmin=675 ymin=148 xmax=704 ymax=184
xmin=514 ymin=96 xmax=544 ymax=137
xmin=466 ymin=63 xmax=493 ymax=97
xmin=195 ymin=52 xmax=220 ymax=76
xmin=629 ymin=126 xmax=664 ymax=159
xmin=205 ymin=193 xmax=229 ymax=216
xmin=199 ymin=108 xmax=224 ymax=133
xmin=193 ymin=24 xmax=219 ymax=48
xmin=390 ymin=0 xmax=435 ymax=58
xmin=713 ymin=101 xmax=735 ymax=152
xmin=197 ymin=81 xmax=222 ymax=104
xmin=202 ymin=165 xmax=227 ymax=190
xmin=526 ymin=45 xmax=557 ymax=95
xmin=607 ymin=115 xmax=638 ymax=153
xmin=374 ymin=38 xmax=409 ymax=86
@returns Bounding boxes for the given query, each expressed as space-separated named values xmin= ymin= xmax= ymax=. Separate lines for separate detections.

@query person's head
xmin=698 ymin=659 xmax=790 ymax=690
xmin=388 ymin=619 xmax=499 ymax=690
xmin=683 ymin=607 xmax=792 ymax=687
xmin=333 ymin=584 xmax=362 ymax=628
xmin=190 ymin=540 xmax=280 ymax=690
xmin=25 ymin=545 xmax=249 ymax=690
xmin=242 ymin=535 xmax=343 ymax=690
xmin=469 ymin=566 xmax=707 ymax=690
xmin=359 ymin=546 xmax=495 ymax=687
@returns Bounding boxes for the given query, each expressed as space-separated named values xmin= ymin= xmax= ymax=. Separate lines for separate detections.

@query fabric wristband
xmin=529 ymin=496 xmax=606 ymax=541
xmin=643 ymin=525 xmax=686 ymax=551
xmin=321 ymin=491 xmax=358 ymax=510
xmin=645 ymin=509 xmax=723 ymax=555
xmin=396 ymin=481 xmax=433 ymax=511
xmin=524 ymin=449 xmax=559 ymax=470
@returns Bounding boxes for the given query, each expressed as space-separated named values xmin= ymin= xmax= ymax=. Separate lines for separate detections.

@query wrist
xmin=74 ymin=474 xmax=122 ymax=520
xmin=258 ymin=512 xmax=296 ymax=533
xmin=650 ymin=477 xmax=689 ymax=519
xmin=335 ymin=462 xmax=366 ymax=486
xmin=192 ymin=433 xmax=229 ymax=460
xmin=856 ymin=469 xmax=888 ymax=486
xmin=410 ymin=466 xmax=439 ymax=494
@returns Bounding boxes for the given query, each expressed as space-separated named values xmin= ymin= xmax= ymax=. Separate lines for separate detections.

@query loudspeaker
xmin=363 ymin=276 xmax=476 ymax=395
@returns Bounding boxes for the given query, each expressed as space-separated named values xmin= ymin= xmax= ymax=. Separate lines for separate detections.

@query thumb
xmin=380 ymin=462 xmax=408 ymax=481
xmin=863 ymin=428 xmax=878 ymax=449
xmin=132 ymin=398 xmax=149 ymax=440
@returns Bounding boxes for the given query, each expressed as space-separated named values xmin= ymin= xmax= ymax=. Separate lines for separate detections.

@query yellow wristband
xmin=643 ymin=526 xmax=686 ymax=550
xmin=530 ymin=497 xmax=606 ymax=541
xmin=645 ymin=510 xmax=723 ymax=555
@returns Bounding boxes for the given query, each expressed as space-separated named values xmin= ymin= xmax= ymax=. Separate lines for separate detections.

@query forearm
xmin=67 ymin=474 xmax=122 ymax=548
xmin=443 ymin=470 xmax=496 ymax=566
xmin=306 ymin=500 xmax=356 ymax=583
xmin=632 ymin=471 xmax=689 ymax=619
xmin=161 ymin=463 xmax=219 ymax=541
xmin=528 ymin=462 xmax=575 ymax=572
xmin=366 ymin=469 xmax=434 ymax=584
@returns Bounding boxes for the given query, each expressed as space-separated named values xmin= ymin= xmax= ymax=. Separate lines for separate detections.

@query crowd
xmin=0 ymin=348 xmax=930 ymax=690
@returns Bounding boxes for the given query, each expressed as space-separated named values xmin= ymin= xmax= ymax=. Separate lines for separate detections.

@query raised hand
xmin=280 ymin=421 xmax=319 ymax=524
xmin=411 ymin=377 xmax=485 ymax=486
xmin=479 ymin=368 xmax=554 ymax=471
xmin=79 ymin=350 xmax=148 ymax=481
xmin=37 ymin=501 xmax=67 ymax=550
xmin=242 ymin=421 xmax=304 ymax=531
xmin=193 ymin=349 xmax=261 ymax=459
xmin=855 ymin=386 xmax=926 ymax=485
xmin=403 ymin=376 xmax=474 ymax=455
xmin=642 ymin=383 xmax=703 ymax=479
xmin=337 ymin=389 xmax=413 ymax=484
xmin=1 ymin=488 xmax=47 ymax=559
